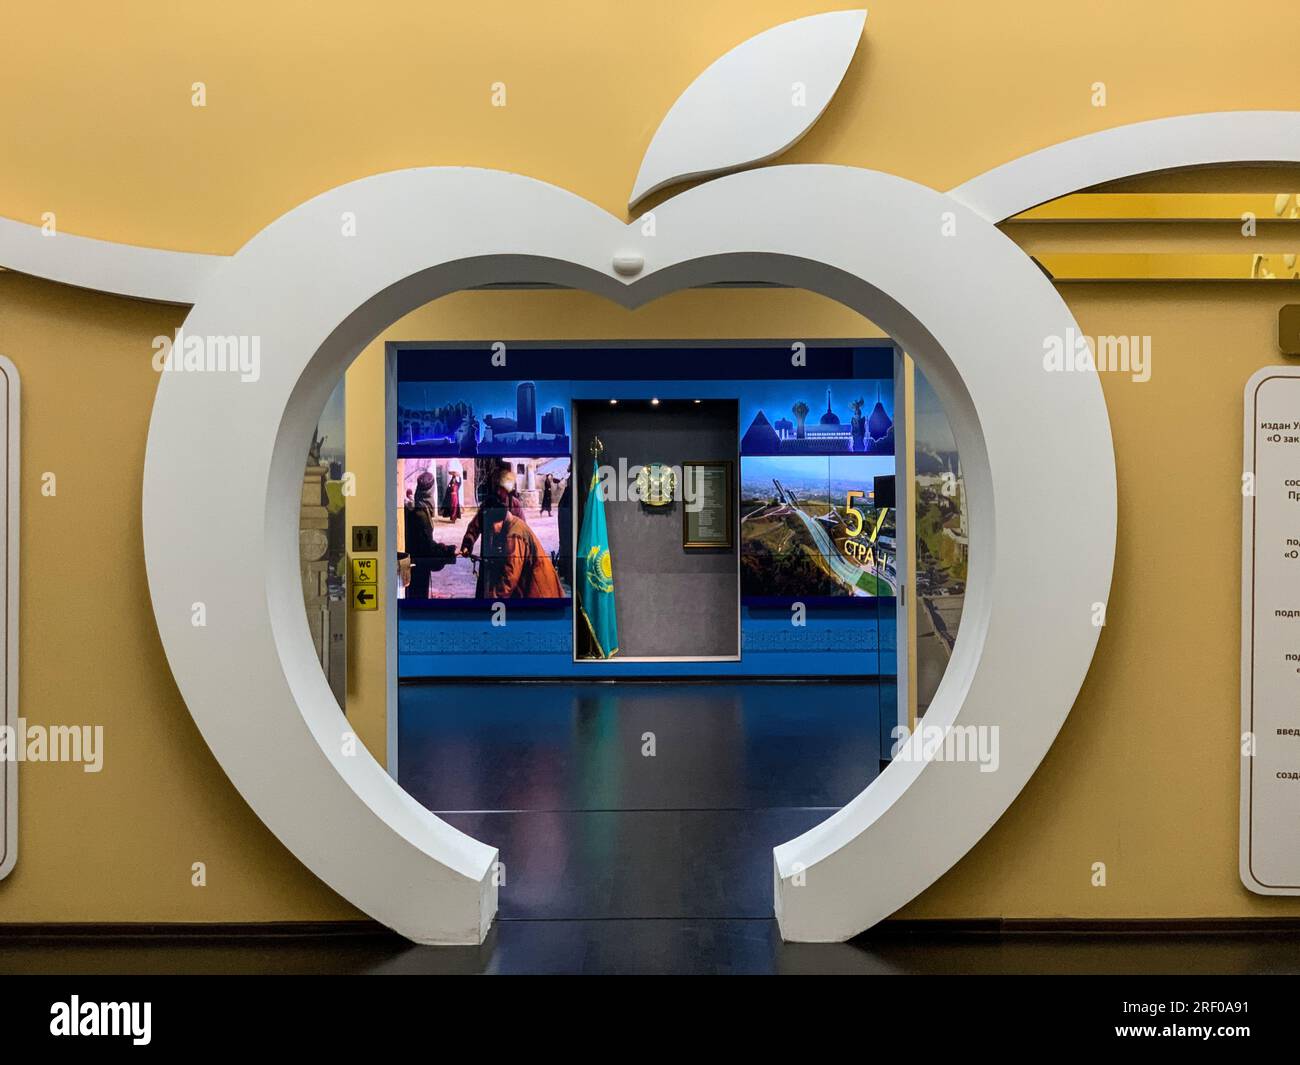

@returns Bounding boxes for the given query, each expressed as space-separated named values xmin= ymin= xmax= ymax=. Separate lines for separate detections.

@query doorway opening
xmin=387 ymin=338 xmax=908 ymax=919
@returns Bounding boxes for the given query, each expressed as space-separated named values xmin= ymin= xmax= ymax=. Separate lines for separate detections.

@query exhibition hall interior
xmin=4 ymin=1 xmax=1300 ymax=1009
xmin=386 ymin=340 xmax=913 ymax=920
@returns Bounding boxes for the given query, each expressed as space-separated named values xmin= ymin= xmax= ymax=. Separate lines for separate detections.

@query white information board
xmin=0 ymin=357 xmax=16 ymax=880
xmin=1241 ymin=366 xmax=1300 ymax=894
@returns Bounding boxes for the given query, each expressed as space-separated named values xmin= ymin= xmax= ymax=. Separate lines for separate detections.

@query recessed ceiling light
xmin=609 ymin=399 xmax=618 ymax=405
xmin=651 ymin=397 xmax=660 ymax=406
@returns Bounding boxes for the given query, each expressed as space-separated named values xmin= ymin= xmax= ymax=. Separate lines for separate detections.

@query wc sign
xmin=0 ymin=357 xmax=19 ymax=881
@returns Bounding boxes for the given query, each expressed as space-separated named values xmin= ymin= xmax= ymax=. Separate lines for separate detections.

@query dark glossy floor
xmin=5 ymin=924 xmax=1300 ymax=975
xmin=398 ymin=680 xmax=883 ymax=920
xmin=6 ymin=680 xmax=1297 ymax=976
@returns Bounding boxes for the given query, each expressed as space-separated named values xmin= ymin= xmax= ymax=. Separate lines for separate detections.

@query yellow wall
xmin=0 ymin=272 xmax=356 ymax=921
xmin=3 ymin=1 xmax=1295 ymax=249
xmin=2 ymin=1 xmax=1299 ymax=925
xmin=905 ymin=284 xmax=1298 ymax=919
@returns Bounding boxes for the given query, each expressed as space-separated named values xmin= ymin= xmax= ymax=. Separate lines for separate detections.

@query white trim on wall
xmin=4 ymin=111 xmax=1298 ymax=308
xmin=0 ymin=356 xmax=19 ymax=881
xmin=0 ymin=215 xmax=225 ymax=305
xmin=948 ymin=111 xmax=1300 ymax=223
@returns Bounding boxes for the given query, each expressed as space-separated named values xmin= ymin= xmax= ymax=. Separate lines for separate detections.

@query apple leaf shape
xmin=628 ymin=9 xmax=867 ymax=210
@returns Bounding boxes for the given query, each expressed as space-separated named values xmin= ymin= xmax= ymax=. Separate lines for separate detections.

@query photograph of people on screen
xmin=397 ymin=456 xmax=572 ymax=601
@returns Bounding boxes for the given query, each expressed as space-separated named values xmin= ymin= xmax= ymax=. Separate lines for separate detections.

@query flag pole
xmin=577 ymin=433 xmax=618 ymax=660
xmin=579 ymin=434 xmax=602 ymax=659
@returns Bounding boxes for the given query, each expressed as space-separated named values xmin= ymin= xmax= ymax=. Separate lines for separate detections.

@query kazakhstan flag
xmin=577 ymin=465 xmax=619 ymax=658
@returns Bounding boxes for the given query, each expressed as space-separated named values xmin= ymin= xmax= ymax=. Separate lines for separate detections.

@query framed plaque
xmin=1241 ymin=366 xmax=1300 ymax=894
xmin=682 ymin=460 xmax=734 ymax=549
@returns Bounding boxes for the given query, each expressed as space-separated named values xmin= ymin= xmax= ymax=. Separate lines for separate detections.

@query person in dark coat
xmin=460 ymin=468 xmax=527 ymax=598
xmin=459 ymin=469 xmax=524 ymax=555
xmin=476 ymin=494 xmax=564 ymax=600
xmin=404 ymin=471 xmax=439 ymax=599
xmin=442 ymin=471 xmax=462 ymax=522
xmin=540 ymin=473 xmax=554 ymax=516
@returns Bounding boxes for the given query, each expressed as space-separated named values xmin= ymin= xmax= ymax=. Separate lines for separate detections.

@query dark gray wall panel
xmin=575 ymin=400 xmax=738 ymax=659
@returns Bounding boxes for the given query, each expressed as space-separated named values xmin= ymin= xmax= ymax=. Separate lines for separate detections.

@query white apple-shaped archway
xmin=140 ymin=163 xmax=1115 ymax=943
xmin=2 ymin=9 xmax=1292 ymax=943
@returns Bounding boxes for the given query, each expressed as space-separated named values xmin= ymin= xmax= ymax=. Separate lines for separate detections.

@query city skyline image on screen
xmin=738 ymin=376 xmax=896 ymax=604
xmin=397 ymin=379 xmax=571 ymax=457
